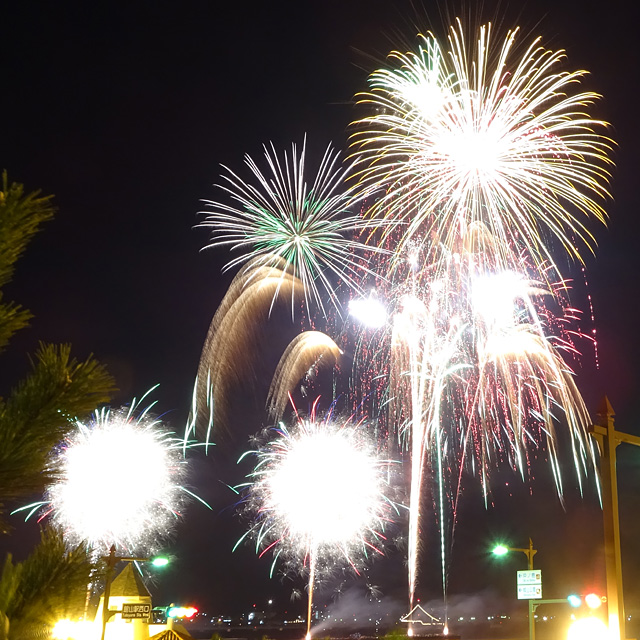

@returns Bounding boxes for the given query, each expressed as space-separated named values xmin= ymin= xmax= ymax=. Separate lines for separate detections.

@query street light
xmin=492 ymin=538 xmax=537 ymax=570
xmin=492 ymin=538 xmax=537 ymax=640
xmin=100 ymin=545 xmax=170 ymax=640
xmin=151 ymin=557 xmax=169 ymax=568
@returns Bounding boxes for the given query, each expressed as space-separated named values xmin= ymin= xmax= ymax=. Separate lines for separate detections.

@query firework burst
xmin=192 ymin=16 xmax=614 ymax=635
xmin=200 ymin=138 xmax=372 ymax=317
xmin=237 ymin=403 xmax=397 ymax=638
xmin=24 ymin=393 xmax=196 ymax=556
xmin=346 ymin=223 xmax=600 ymax=611
xmin=351 ymin=20 xmax=613 ymax=274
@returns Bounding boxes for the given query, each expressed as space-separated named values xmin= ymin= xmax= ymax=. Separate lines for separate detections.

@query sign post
xmin=517 ymin=568 xmax=542 ymax=640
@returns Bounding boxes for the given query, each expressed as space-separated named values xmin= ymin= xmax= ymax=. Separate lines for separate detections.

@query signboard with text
xmin=517 ymin=570 xmax=542 ymax=600
xmin=517 ymin=584 xmax=542 ymax=600
xmin=121 ymin=603 xmax=151 ymax=620
xmin=517 ymin=570 xmax=542 ymax=585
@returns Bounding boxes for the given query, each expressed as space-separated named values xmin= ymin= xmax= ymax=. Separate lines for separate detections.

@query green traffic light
xmin=493 ymin=544 xmax=509 ymax=556
xmin=567 ymin=594 xmax=582 ymax=607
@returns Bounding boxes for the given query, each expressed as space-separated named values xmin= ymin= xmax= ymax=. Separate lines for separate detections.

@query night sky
xmin=0 ymin=0 xmax=639 ymax=625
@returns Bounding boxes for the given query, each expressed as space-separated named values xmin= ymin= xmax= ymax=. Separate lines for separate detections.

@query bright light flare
xmin=567 ymin=616 xmax=609 ymax=640
xmin=349 ymin=295 xmax=388 ymax=328
xmin=268 ymin=429 xmax=379 ymax=543
xmin=472 ymin=271 xmax=540 ymax=328
xmin=585 ymin=593 xmax=604 ymax=609
xmin=52 ymin=620 xmax=93 ymax=640
xmin=168 ymin=607 xmax=198 ymax=619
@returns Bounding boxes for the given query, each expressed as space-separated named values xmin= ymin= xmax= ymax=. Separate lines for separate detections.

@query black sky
xmin=0 ymin=0 xmax=639 ymax=623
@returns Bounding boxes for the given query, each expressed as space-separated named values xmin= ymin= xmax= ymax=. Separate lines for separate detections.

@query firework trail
xmin=19 ymin=390 xmax=202 ymax=556
xmin=348 ymin=19 xmax=612 ymax=613
xmin=236 ymin=403 xmax=397 ymax=639
xmin=188 ymin=258 xmax=303 ymax=442
xmin=200 ymin=138 xmax=373 ymax=318
xmin=267 ymin=331 xmax=343 ymax=421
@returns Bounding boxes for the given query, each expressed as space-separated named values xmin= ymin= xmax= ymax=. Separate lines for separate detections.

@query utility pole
xmin=523 ymin=539 xmax=536 ymax=640
xmin=100 ymin=545 xmax=118 ymax=640
xmin=590 ymin=397 xmax=640 ymax=640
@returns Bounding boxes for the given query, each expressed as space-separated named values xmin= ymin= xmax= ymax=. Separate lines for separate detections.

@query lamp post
xmin=589 ymin=396 xmax=640 ymax=640
xmin=493 ymin=538 xmax=537 ymax=640
xmin=100 ymin=546 xmax=169 ymax=640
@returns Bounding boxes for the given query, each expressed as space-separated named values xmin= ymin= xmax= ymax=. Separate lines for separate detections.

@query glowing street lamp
xmin=492 ymin=538 xmax=537 ymax=570
xmin=151 ymin=557 xmax=169 ymax=568
xmin=492 ymin=539 xmax=537 ymax=640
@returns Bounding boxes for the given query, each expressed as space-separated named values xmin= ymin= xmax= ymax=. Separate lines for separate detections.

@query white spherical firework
xmin=44 ymin=401 xmax=189 ymax=555
xmin=239 ymin=410 xmax=396 ymax=576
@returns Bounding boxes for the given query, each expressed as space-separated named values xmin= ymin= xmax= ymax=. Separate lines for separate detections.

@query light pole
xmin=589 ymin=396 xmax=640 ymax=640
xmin=493 ymin=538 xmax=537 ymax=640
xmin=100 ymin=546 xmax=169 ymax=640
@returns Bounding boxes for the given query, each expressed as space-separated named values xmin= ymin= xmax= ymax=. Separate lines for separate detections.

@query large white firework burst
xmin=237 ymin=408 xmax=396 ymax=578
xmin=36 ymin=398 xmax=192 ymax=555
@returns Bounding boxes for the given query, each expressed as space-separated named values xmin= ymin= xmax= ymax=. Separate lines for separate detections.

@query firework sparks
xmin=188 ymin=258 xmax=303 ymax=442
xmin=349 ymin=223 xmax=600 ymax=611
xmin=24 ymin=393 xmax=196 ymax=556
xmin=191 ymin=17 xmax=613 ymax=636
xmin=267 ymin=331 xmax=342 ymax=421
xmin=237 ymin=404 xmax=397 ymax=639
xmin=200 ymin=138 xmax=372 ymax=317
xmin=344 ymin=19 xmax=613 ymax=614
xmin=351 ymin=20 xmax=613 ymax=274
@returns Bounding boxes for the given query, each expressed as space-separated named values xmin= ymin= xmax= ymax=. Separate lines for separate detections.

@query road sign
xmin=516 ymin=569 xmax=542 ymax=600
xmin=121 ymin=603 xmax=151 ymax=620
xmin=517 ymin=570 xmax=542 ymax=585
xmin=518 ymin=584 xmax=542 ymax=600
